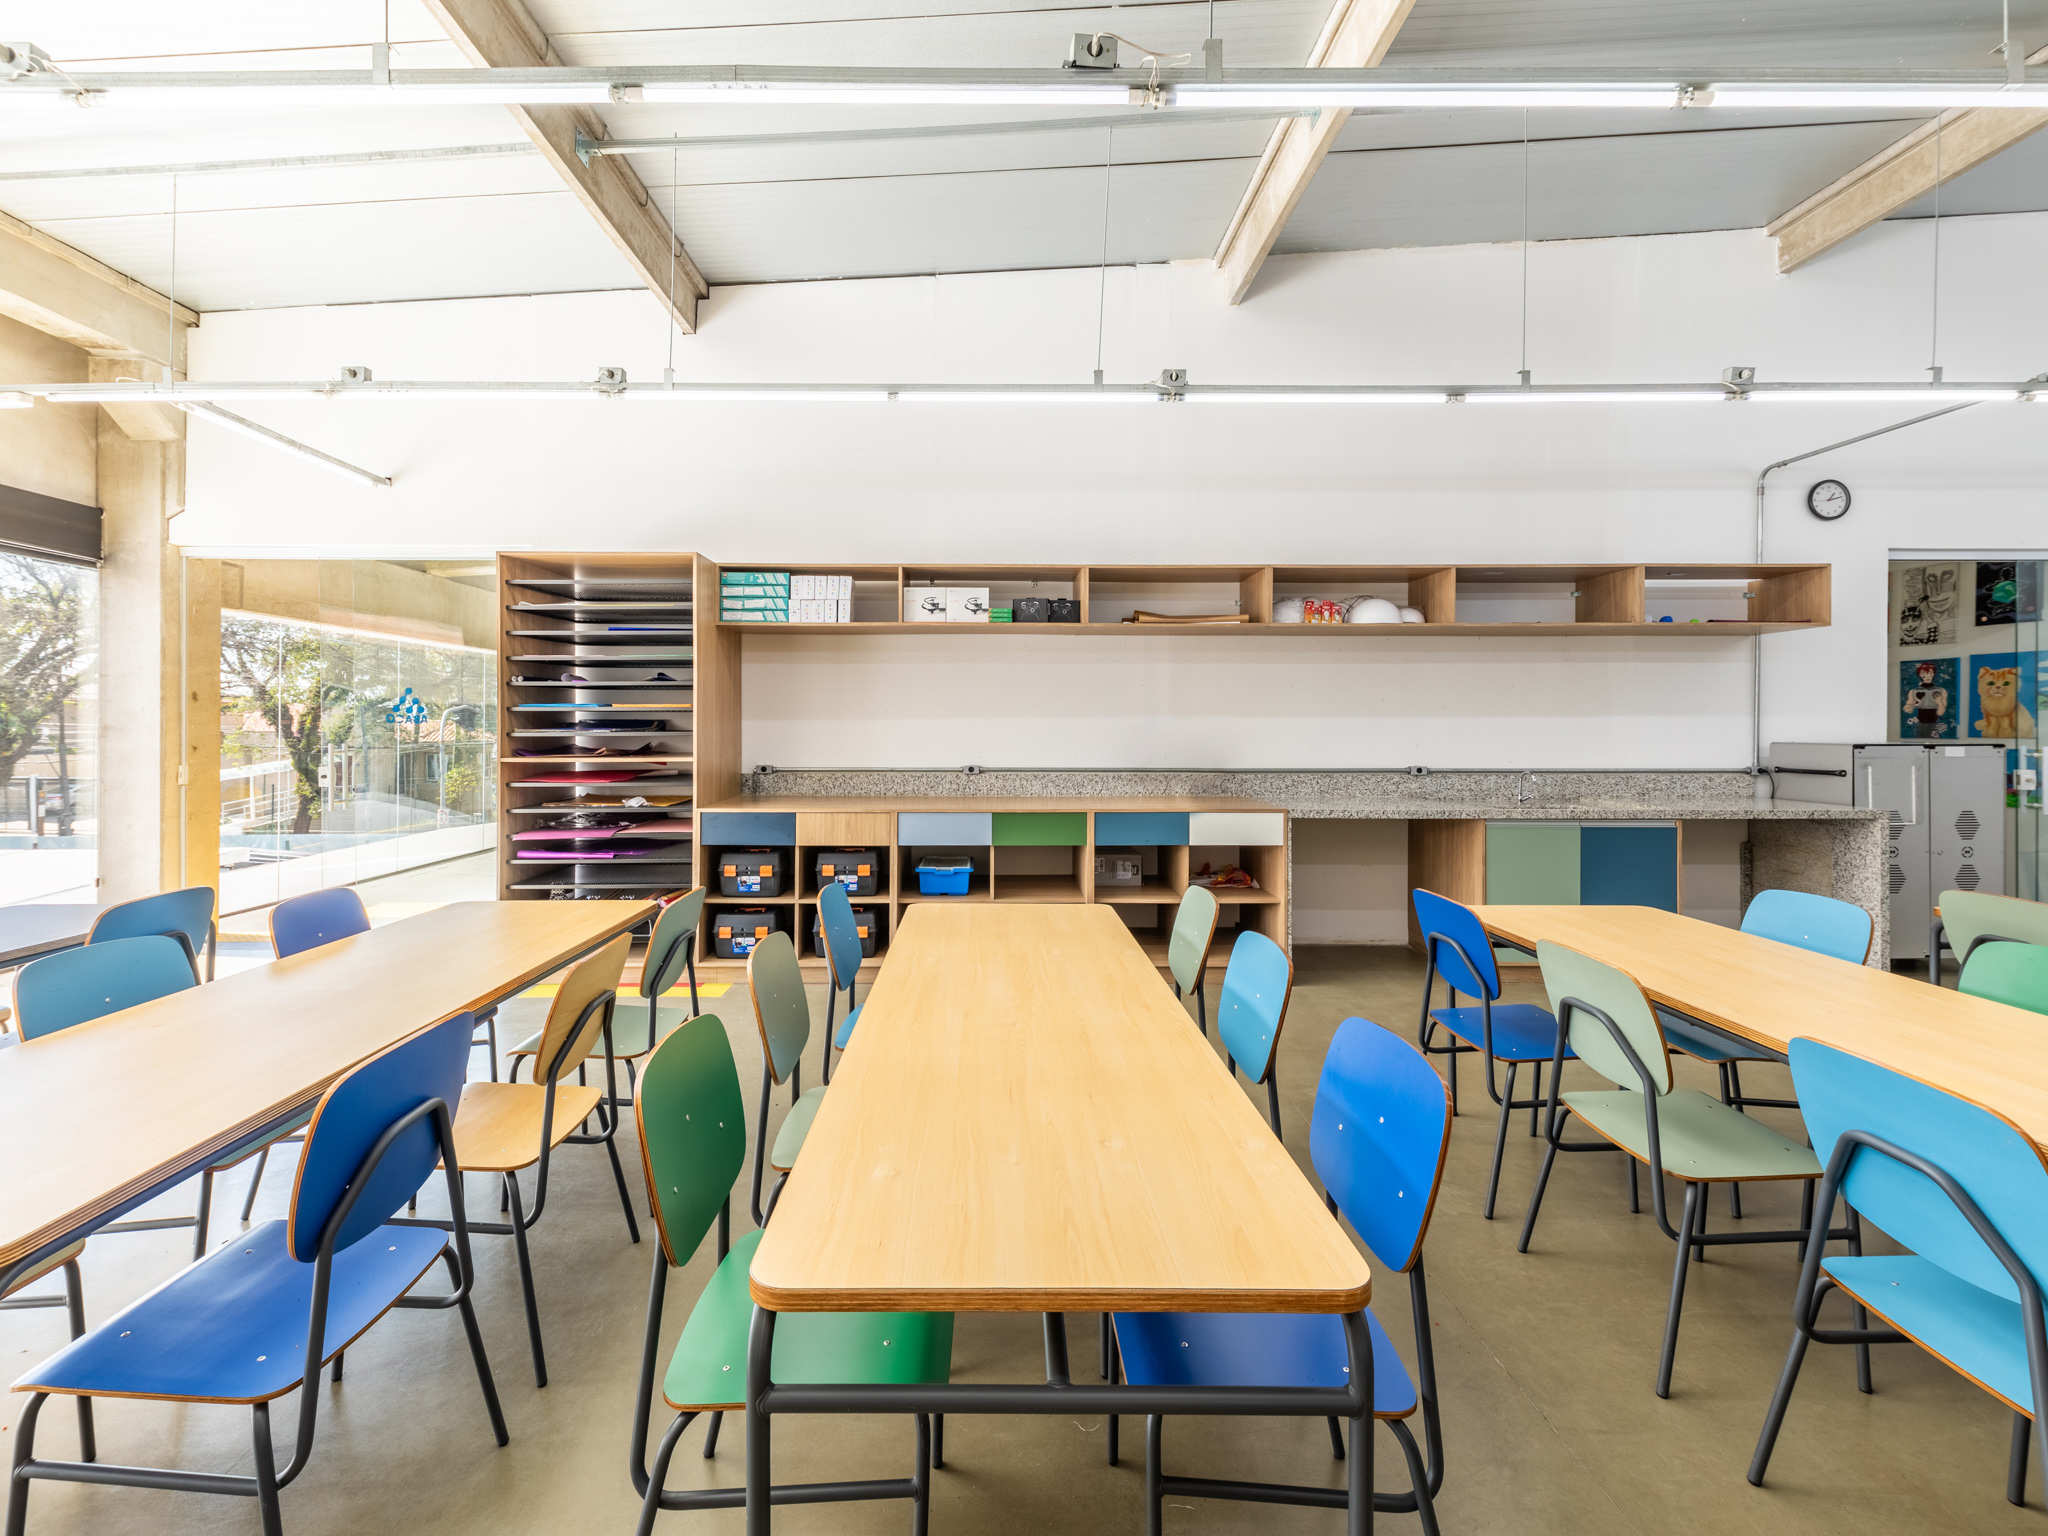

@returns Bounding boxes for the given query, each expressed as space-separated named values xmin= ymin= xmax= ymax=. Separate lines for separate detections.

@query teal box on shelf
xmin=720 ymin=571 xmax=790 ymax=588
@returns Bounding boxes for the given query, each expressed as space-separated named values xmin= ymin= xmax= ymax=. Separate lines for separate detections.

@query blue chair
xmin=1111 ymin=1019 xmax=1450 ymax=1534
xmin=817 ymin=883 xmax=868 ymax=1080
xmin=13 ymin=936 xmax=234 ymax=1262
xmin=1751 ymin=1038 xmax=2048 ymax=1512
xmin=1412 ymin=887 xmax=1572 ymax=1219
xmin=6 ymin=1012 xmax=508 ymax=1535
xmin=86 ymin=886 xmax=217 ymax=982
xmin=1217 ymin=929 xmax=1294 ymax=1137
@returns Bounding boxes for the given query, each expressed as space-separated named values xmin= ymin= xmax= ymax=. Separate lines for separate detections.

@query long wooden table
xmin=0 ymin=898 xmax=653 ymax=1292
xmin=1472 ymin=903 xmax=2048 ymax=1146
xmin=744 ymin=904 xmax=1374 ymax=1532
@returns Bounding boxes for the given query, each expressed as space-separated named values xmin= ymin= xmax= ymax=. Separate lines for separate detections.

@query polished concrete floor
xmin=3 ymin=945 xmax=2031 ymax=1536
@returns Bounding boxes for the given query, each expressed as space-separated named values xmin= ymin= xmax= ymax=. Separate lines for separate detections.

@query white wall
xmin=179 ymin=211 xmax=2048 ymax=770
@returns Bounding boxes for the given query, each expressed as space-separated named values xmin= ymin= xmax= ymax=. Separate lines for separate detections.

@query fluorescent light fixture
xmin=1708 ymin=86 xmax=2048 ymax=109
xmin=1174 ymin=84 xmax=1684 ymax=109
xmin=1744 ymin=388 xmax=2021 ymax=402
xmin=635 ymin=83 xmax=1129 ymax=107
xmin=895 ymin=389 xmax=1158 ymax=403
xmin=1184 ymin=390 xmax=1450 ymax=403
xmin=622 ymin=386 xmax=893 ymax=401
xmin=1463 ymin=389 xmax=1733 ymax=403
xmin=0 ymin=390 xmax=32 ymax=408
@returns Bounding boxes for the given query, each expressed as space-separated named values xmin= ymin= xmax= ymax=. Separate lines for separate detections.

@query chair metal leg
xmin=1196 ymin=979 xmax=1206 ymax=1038
xmin=603 ymin=1128 xmax=643 ymax=1244
xmin=251 ymin=1401 xmax=284 ymax=1536
xmin=2012 ymin=1411 xmax=2031 ymax=1507
xmin=702 ymin=1411 xmax=723 ymax=1459
xmin=1655 ymin=1180 xmax=1701 ymax=1399
xmin=504 ymin=1174 xmax=548 ymax=1388
xmin=1266 ymin=1070 xmax=1282 ymax=1139
xmin=1446 ymin=1042 xmax=1459 ymax=1115
xmin=933 ymin=1413 xmax=945 ymax=1471
xmin=1517 ymin=1135 xmax=1561 ymax=1253
xmin=5 ymin=1391 xmax=44 ymax=1536
xmin=1099 ymin=1311 xmax=1111 ymax=1380
xmin=1144 ymin=1415 xmax=1164 ymax=1536
xmin=1798 ymin=1179 xmax=1815 ymax=1257
xmin=452 ymin=1265 xmax=510 ymax=1445
xmin=332 ymin=1348 xmax=344 ymax=1382
xmin=637 ymin=1411 xmax=697 ymax=1536
xmin=1528 ymin=1061 xmax=1542 ymax=1136
xmin=240 ymin=1146 xmax=271 ymax=1223
xmin=1327 ymin=1415 xmax=1347 ymax=1459
xmin=912 ymin=1414 xmax=932 ymax=1536
xmin=1747 ymin=1314 xmax=1815 ymax=1485
xmin=1484 ymin=1063 xmax=1517 ymax=1221
xmin=1628 ymin=1157 xmax=1640 ymax=1214
xmin=59 ymin=1262 xmax=93 ymax=1463
xmin=1385 ymin=1418 xmax=1441 ymax=1536
xmin=193 ymin=1169 xmax=214 ymax=1260
xmin=1847 ymin=1206 xmax=1873 ymax=1394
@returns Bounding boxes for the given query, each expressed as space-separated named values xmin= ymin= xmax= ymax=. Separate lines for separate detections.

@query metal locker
xmin=1927 ymin=745 xmax=2008 ymax=903
xmin=1852 ymin=746 xmax=1930 ymax=959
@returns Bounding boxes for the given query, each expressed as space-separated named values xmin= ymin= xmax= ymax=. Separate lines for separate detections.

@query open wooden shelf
xmin=993 ymin=875 xmax=1085 ymax=903
xmin=1094 ymin=882 xmax=1184 ymax=904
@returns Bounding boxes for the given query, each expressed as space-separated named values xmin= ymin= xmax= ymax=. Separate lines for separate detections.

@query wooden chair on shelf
xmin=1167 ymin=885 xmax=1219 ymax=1035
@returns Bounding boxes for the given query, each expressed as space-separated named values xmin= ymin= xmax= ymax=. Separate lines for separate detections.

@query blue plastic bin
xmin=915 ymin=858 xmax=973 ymax=895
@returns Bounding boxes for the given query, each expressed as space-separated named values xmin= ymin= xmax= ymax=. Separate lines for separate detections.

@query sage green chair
xmin=747 ymin=931 xmax=826 ymax=1225
xmin=505 ymin=887 xmax=705 ymax=1101
xmin=1959 ymin=940 xmax=2048 ymax=1016
xmin=1168 ymin=886 xmax=1220 ymax=1036
xmin=1935 ymin=890 xmax=2048 ymax=986
xmin=1517 ymin=940 xmax=1850 ymax=1397
xmin=627 ymin=1014 xmax=951 ymax=1535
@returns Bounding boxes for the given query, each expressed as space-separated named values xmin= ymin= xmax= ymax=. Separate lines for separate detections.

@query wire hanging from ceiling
xmin=667 ymin=145 xmax=679 ymax=383
xmin=1094 ymin=127 xmax=1114 ymax=385
xmin=1929 ymin=114 xmax=1943 ymax=378
xmin=1519 ymin=109 xmax=1530 ymax=384
xmin=166 ymin=172 xmax=177 ymax=385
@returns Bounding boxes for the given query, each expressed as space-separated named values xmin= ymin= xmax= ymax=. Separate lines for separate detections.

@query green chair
xmin=505 ymin=887 xmax=705 ymax=1100
xmin=1959 ymin=940 xmax=2048 ymax=1016
xmin=1517 ymin=940 xmax=1853 ymax=1398
xmin=1932 ymin=890 xmax=2048 ymax=986
xmin=1167 ymin=886 xmax=1219 ymax=1036
xmin=627 ymin=1014 xmax=950 ymax=1535
xmin=747 ymin=932 xmax=825 ymax=1225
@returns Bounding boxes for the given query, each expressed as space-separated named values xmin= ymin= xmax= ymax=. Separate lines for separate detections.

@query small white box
xmin=837 ymin=597 xmax=852 ymax=622
xmin=905 ymin=586 xmax=948 ymax=622
xmin=946 ymin=587 xmax=991 ymax=623
xmin=836 ymin=574 xmax=853 ymax=600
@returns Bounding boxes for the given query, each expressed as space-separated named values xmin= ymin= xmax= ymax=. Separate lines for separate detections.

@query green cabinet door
xmin=1485 ymin=823 xmax=1582 ymax=904
xmin=991 ymin=812 xmax=1088 ymax=847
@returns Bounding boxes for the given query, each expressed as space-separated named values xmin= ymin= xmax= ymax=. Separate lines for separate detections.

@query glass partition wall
xmin=0 ymin=553 xmax=96 ymax=905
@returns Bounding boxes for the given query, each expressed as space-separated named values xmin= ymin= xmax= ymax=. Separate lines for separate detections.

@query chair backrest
xmin=532 ymin=932 xmax=632 ymax=1082
xmin=1215 ymin=929 xmax=1293 ymax=1084
xmin=1309 ymin=1018 xmax=1453 ymax=1272
xmin=1536 ymin=940 xmax=1671 ymax=1095
xmin=1941 ymin=890 xmax=2048 ymax=967
xmin=817 ymin=883 xmax=865 ymax=992
xmin=640 ymin=887 xmax=705 ymax=999
xmin=1410 ymin=887 xmax=1500 ymax=1001
xmin=1740 ymin=888 xmax=1873 ymax=965
xmin=87 ymin=886 xmax=215 ymax=979
xmin=1959 ymin=941 xmax=2048 ymax=1017
xmin=636 ymin=1013 xmax=748 ymax=1266
xmin=270 ymin=886 xmax=371 ymax=958
xmin=747 ymin=930 xmax=810 ymax=1084
xmin=1167 ymin=886 xmax=1219 ymax=996
xmin=287 ymin=1012 xmax=473 ymax=1262
xmin=14 ymin=934 xmax=196 ymax=1040
xmin=1790 ymin=1037 xmax=2048 ymax=1304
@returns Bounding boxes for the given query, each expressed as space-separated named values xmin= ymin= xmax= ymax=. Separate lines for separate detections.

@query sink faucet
xmin=1514 ymin=771 xmax=1540 ymax=805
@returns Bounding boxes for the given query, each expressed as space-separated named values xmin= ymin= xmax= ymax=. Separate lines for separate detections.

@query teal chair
xmin=817 ymin=884 xmax=869 ymax=1079
xmin=1931 ymin=889 xmax=2048 ymax=986
xmin=506 ymin=887 xmax=704 ymax=1099
xmin=1217 ymin=930 xmax=1294 ymax=1137
xmin=1750 ymin=1039 xmax=2048 ymax=1512
xmin=1167 ymin=886 xmax=1219 ymax=1035
xmin=13 ymin=935 xmax=237 ymax=1262
xmin=1959 ymin=940 xmax=2048 ymax=1016
xmin=746 ymin=932 xmax=825 ymax=1225
xmin=86 ymin=886 xmax=217 ymax=982
xmin=1518 ymin=940 xmax=1851 ymax=1397
xmin=626 ymin=1014 xmax=950 ymax=1534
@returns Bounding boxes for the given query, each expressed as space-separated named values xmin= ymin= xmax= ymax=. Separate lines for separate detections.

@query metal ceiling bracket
xmin=1204 ymin=39 xmax=1224 ymax=83
xmin=574 ymin=127 xmax=598 ymax=166
xmin=1157 ymin=368 xmax=1187 ymax=401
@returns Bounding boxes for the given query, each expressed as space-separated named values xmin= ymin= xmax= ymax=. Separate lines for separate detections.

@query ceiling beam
xmin=1212 ymin=0 xmax=1418 ymax=305
xmin=421 ymin=0 xmax=707 ymax=332
xmin=1769 ymin=44 xmax=2048 ymax=272
xmin=0 ymin=210 xmax=195 ymax=370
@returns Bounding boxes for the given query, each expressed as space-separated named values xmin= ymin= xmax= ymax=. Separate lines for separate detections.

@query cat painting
xmin=1975 ymin=664 xmax=2037 ymax=738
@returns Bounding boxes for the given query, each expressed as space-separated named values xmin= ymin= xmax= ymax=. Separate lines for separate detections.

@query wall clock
xmin=1807 ymin=479 xmax=1851 ymax=521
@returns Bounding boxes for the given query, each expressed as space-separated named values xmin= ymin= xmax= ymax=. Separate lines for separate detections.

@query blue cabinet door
xmin=1579 ymin=825 xmax=1678 ymax=911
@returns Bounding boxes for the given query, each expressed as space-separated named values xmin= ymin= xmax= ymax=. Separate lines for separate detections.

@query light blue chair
xmin=817 ymin=883 xmax=868 ymax=1080
xmin=13 ymin=936 xmax=233 ymax=1262
xmin=1750 ymin=1038 xmax=2048 ymax=1512
xmin=1412 ymin=887 xmax=1572 ymax=1218
xmin=86 ymin=885 xmax=217 ymax=982
xmin=1217 ymin=929 xmax=1294 ymax=1136
xmin=6 ymin=1012 xmax=508 ymax=1535
xmin=1111 ymin=1019 xmax=1450 ymax=1534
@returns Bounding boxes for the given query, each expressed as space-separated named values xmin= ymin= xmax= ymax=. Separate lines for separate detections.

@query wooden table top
xmin=1473 ymin=904 xmax=2048 ymax=1146
xmin=0 ymin=904 xmax=110 ymax=968
xmin=748 ymin=903 xmax=1369 ymax=1314
xmin=0 ymin=898 xmax=654 ymax=1271
xmin=699 ymin=795 xmax=1282 ymax=815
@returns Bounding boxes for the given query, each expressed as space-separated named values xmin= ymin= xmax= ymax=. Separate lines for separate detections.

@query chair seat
xmin=1825 ymin=1255 xmax=2033 ymax=1412
xmin=1657 ymin=1009 xmax=1777 ymax=1065
xmin=505 ymin=996 xmax=691 ymax=1064
xmin=833 ymin=1003 xmax=862 ymax=1052
xmin=770 ymin=1086 xmax=829 ymax=1172
xmin=1562 ymin=1087 xmax=1821 ymax=1182
xmin=663 ymin=1227 xmax=953 ymax=1411
xmin=1112 ymin=1307 xmax=1417 ymax=1420
xmin=451 ymin=1081 xmax=605 ymax=1173
xmin=15 ymin=1218 xmax=445 ymax=1403
xmin=3 ymin=1241 xmax=86 ymax=1298
xmin=1430 ymin=1003 xmax=1572 ymax=1064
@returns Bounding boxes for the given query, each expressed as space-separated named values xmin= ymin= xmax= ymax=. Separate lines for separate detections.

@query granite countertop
xmin=1288 ymin=798 xmax=1887 ymax=821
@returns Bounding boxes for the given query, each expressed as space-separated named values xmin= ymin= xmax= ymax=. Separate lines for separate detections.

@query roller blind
xmin=0 ymin=482 xmax=102 ymax=567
